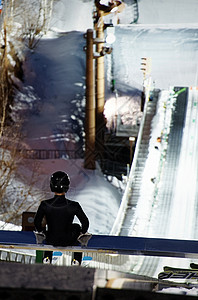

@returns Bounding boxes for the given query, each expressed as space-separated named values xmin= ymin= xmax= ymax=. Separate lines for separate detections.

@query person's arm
xmin=76 ymin=203 xmax=89 ymax=233
xmin=34 ymin=202 xmax=46 ymax=232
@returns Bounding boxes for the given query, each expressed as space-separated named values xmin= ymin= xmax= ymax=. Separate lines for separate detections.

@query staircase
xmin=119 ymin=90 xmax=159 ymax=236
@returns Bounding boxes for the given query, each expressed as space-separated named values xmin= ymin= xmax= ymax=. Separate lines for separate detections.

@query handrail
xmin=0 ymin=248 xmax=36 ymax=264
xmin=17 ymin=149 xmax=83 ymax=160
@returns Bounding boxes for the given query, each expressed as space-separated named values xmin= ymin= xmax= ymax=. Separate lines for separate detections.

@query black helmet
xmin=50 ymin=171 xmax=70 ymax=193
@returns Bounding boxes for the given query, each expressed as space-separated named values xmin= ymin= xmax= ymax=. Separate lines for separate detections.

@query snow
xmin=0 ymin=221 xmax=21 ymax=231
xmin=1 ymin=0 xmax=198 ymax=294
xmin=50 ymin=0 xmax=93 ymax=32
xmin=137 ymin=0 xmax=198 ymax=25
xmin=159 ymin=287 xmax=198 ymax=296
xmin=19 ymin=158 xmax=121 ymax=234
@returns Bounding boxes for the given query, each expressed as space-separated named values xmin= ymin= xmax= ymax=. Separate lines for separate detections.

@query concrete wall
xmin=0 ymin=262 xmax=195 ymax=299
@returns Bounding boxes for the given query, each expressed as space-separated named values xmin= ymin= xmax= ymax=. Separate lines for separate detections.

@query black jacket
xmin=34 ymin=195 xmax=89 ymax=246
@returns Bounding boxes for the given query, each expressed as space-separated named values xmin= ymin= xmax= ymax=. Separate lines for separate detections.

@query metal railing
xmin=51 ymin=251 xmax=130 ymax=272
xmin=0 ymin=246 xmax=130 ymax=272
xmin=98 ymin=159 xmax=128 ymax=179
xmin=0 ymin=249 xmax=36 ymax=264
xmin=18 ymin=149 xmax=83 ymax=160
xmin=18 ymin=149 xmax=128 ymax=179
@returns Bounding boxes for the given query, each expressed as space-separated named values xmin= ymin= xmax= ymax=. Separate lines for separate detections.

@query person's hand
xmin=77 ymin=232 xmax=92 ymax=247
xmin=33 ymin=231 xmax=46 ymax=244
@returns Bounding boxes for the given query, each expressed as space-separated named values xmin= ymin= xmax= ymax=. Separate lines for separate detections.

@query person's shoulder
xmin=67 ymin=199 xmax=80 ymax=206
xmin=40 ymin=198 xmax=54 ymax=205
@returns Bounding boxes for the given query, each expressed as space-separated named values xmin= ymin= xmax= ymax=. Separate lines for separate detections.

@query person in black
xmin=34 ymin=171 xmax=89 ymax=264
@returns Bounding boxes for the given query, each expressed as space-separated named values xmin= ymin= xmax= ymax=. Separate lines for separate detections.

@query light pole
xmin=84 ymin=1 xmax=125 ymax=169
xmin=140 ymin=57 xmax=152 ymax=111
xmin=84 ymin=27 xmax=113 ymax=170
xmin=94 ymin=1 xmax=125 ymax=159
xmin=84 ymin=28 xmax=112 ymax=169
xmin=84 ymin=29 xmax=95 ymax=169
xmin=129 ymin=136 xmax=135 ymax=165
xmin=94 ymin=9 xmax=105 ymax=159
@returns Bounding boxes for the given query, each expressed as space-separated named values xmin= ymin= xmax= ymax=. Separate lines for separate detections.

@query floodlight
xmin=106 ymin=25 xmax=116 ymax=44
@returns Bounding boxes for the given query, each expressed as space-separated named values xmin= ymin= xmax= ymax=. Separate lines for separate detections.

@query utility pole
xmin=94 ymin=9 xmax=105 ymax=159
xmin=94 ymin=1 xmax=125 ymax=159
xmin=84 ymin=1 xmax=125 ymax=170
xmin=84 ymin=29 xmax=95 ymax=169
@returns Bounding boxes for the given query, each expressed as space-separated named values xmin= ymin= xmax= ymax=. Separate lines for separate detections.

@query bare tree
xmin=0 ymin=1 xmax=52 ymax=226
xmin=1 ymin=0 xmax=54 ymax=50
xmin=0 ymin=20 xmax=10 ymax=138
xmin=13 ymin=0 xmax=54 ymax=49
